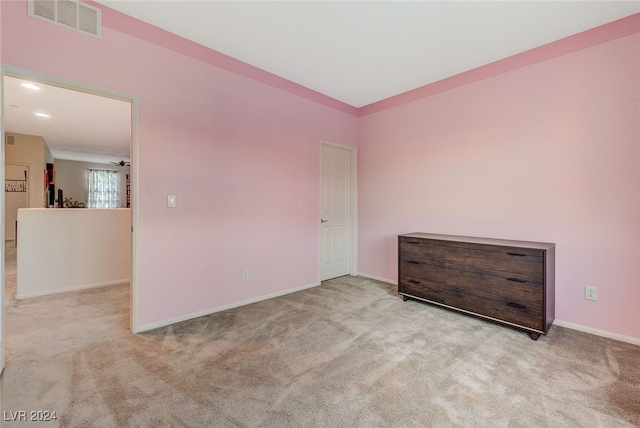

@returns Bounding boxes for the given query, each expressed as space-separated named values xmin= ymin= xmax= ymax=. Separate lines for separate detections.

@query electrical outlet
xmin=242 ymin=269 xmax=249 ymax=281
xmin=585 ymin=286 xmax=598 ymax=301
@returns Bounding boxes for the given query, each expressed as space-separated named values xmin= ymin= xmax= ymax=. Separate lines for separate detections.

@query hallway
xmin=5 ymin=240 xmax=16 ymax=306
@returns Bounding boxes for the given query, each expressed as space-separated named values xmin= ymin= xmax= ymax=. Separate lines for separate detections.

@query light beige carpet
xmin=1 ymin=269 xmax=639 ymax=427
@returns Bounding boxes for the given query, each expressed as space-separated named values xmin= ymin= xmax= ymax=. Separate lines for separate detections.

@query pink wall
xmin=0 ymin=1 xmax=359 ymax=327
xmin=358 ymin=33 xmax=640 ymax=339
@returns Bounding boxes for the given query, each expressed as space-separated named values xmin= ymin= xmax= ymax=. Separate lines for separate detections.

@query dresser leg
xmin=402 ymin=295 xmax=408 ymax=302
xmin=527 ymin=332 xmax=541 ymax=341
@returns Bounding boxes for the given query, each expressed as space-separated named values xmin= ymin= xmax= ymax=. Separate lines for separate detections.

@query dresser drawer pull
xmin=506 ymin=277 xmax=527 ymax=283
xmin=507 ymin=252 xmax=527 ymax=257
xmin=407 ymin=260 xmax=421 ymax=265
xmin=408 ymin=279 xmax=421 ymax=285
xmin=507 ymin=302 xmax=527 ymax=310
xmin=405 ymin=240 xmax=421 ymax=245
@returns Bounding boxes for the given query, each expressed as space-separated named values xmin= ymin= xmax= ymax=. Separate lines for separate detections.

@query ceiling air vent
xmin=28 ymin=0 xmax=101 ymax=39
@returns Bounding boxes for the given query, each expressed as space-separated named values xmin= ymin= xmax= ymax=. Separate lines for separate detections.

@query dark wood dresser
xmin=398 ymin=233 xmax=555 ymax=340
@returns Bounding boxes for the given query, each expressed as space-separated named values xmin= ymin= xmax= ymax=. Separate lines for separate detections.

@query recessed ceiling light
xmin=35 ymin=112 xmax=50 ymax=118
xmin=22 ymin=82 xmax=41 ymax=91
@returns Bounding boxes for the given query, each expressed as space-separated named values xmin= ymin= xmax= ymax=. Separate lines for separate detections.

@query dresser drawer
xmin=399 ymin=274 xmax=447 ymax=303
xmin=445 ymin=247 xmax=543 ymax=281
xmin=399 ymin=237 xmax=445 ymax=267
xmin=399 ymin=260 xmax=445 ymax=283
xmin=445 ymin=269 xmax=543 ymax=330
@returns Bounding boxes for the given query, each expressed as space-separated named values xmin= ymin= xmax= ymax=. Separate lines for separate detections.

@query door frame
xmin=0 ymin=65 xmax=141 ymax=374
xmin=319 ymin=141 xmax=357 ymax=281
xmin=1 ymin=70 xmax=4 ymax=374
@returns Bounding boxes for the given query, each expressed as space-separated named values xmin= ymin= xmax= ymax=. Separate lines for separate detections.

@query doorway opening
xmin=1 ymin=66 xmax=140 ymax=374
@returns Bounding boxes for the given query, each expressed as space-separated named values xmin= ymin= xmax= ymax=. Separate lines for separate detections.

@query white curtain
xmin=86 ymin=169 xmax=120 ymax=209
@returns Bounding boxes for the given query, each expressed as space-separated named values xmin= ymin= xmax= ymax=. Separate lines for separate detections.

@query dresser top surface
xmin=399 ymin=232 xmax=555 ymax=250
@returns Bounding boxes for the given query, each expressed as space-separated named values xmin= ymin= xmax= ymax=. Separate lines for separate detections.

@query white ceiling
xmin=3 ymin=1 xmax=639 ymax=163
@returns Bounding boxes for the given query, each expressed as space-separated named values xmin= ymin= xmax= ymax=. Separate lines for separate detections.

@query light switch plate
xmin=168 ymin=195 xmax=177 ymax=208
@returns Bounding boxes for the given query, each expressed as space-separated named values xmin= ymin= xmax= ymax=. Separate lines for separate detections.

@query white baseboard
xmin=15 ymin=279 xmax=130 ymax=300
xmin=553 ymin=319 xmax=640 ymax=346
xmin=357 ymin=272 xmax=397 ymax=285
xmin=138 ymin=281 xmax=322 ymax=332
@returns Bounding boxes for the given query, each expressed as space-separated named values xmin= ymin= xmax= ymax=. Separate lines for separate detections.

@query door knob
xmin=321 ymin=219 xmax=328 ymax=223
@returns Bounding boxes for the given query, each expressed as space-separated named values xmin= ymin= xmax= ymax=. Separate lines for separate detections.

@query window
xmin=86 ymin=169 xmax=120 ymax=208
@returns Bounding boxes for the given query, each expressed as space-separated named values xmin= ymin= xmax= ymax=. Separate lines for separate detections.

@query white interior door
xmin=320 ymin=144 xmax=352 ymax=281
